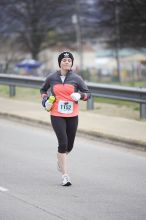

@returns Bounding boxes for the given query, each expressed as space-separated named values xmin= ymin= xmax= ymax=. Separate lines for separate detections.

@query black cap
xmin=58 ymin=51 xmax=74 ymax=67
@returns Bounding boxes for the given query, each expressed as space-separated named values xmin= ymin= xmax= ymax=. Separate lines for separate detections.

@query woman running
xmin=40 ymin=51 xmax=90 ymax=186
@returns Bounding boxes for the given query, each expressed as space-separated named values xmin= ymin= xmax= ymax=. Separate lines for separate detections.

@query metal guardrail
xmin=0 ymin=73 xmax=146 ymax=119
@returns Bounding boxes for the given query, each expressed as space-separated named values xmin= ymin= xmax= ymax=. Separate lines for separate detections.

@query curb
xmin=0 ymin=112 xmax=146 ymax=151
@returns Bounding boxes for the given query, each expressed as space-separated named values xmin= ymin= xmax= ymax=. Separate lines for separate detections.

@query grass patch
xmin=110 ymin=81 xmax=146 ymax=88
xmin=0 ymin=85 xmax=9 ymax=97
xmin=0 ymin=85 xmax=40 ymax=102
xmin=16 ymin=87 xmax=40 ymax=102
xmin=94 ymin=97 xmax=139 ymax=111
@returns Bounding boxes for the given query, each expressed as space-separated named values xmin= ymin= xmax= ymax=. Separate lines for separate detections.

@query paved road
xmin=0 ymin=118 xmax=146 ymax=220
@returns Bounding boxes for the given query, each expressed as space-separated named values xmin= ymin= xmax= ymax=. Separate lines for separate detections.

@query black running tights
xmin=51 ymin=116 xmax=78 ymax=153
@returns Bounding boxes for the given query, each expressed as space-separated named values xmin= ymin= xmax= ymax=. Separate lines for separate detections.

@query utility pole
xmin=114 ymin=0 xmax=121 ymax=81
xmin=72 ymin=0 xmax=83 ymax=72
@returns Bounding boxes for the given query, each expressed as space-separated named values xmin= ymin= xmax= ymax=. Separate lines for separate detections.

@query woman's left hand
xmin=70 ymin=93 xmax=81 ymax=101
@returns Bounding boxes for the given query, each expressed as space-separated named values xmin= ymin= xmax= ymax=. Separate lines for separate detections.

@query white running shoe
xmin=62 ymin=174 xmax=72 ymax=186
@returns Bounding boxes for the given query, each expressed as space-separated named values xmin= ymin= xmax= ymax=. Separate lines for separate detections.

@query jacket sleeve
xmin=40 ymin=75 xmax=51 ymax=98
xmin=77 ymin=76 xmax=91 ymax=101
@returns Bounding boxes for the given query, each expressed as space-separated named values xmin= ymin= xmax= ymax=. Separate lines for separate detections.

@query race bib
xmin=58 ymin=101 xmax=73 ymax=114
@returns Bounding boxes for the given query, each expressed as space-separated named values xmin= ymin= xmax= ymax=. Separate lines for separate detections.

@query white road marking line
xmin=0 ymin=186 xmax=8 ymax=192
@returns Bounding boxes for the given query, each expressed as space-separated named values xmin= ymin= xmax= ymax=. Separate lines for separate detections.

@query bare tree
xmin=1 ymin=0 xmax=76 ymax=60
xmin=1 ymin=0 xmax=146 ymax=60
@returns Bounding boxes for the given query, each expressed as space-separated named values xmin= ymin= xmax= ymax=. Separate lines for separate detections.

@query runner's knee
xmin=67 ymin=145 xmax=74 ymax=153
xmin=58 ymin=143 xmax=68 ymax=153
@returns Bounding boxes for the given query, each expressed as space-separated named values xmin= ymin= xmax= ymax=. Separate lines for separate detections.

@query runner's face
xmin=60 ymin=58 xmax=72 ymax=71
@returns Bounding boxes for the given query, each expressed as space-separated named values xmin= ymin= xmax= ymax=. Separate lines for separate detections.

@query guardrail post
xmin=87 ymin=95 xmax=94 ymax=110
xmin=140 ymin=103 xmax=146 ymax=119
xmin=9 ymin=85 xmax=16 ymax=97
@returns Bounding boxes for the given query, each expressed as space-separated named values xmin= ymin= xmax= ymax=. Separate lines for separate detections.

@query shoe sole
xmin=62 ymin=182 xmax=72 ymax=186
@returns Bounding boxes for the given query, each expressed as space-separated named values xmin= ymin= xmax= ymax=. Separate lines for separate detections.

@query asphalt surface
xmin=0 ymin=118 xmax=146 ymax=220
